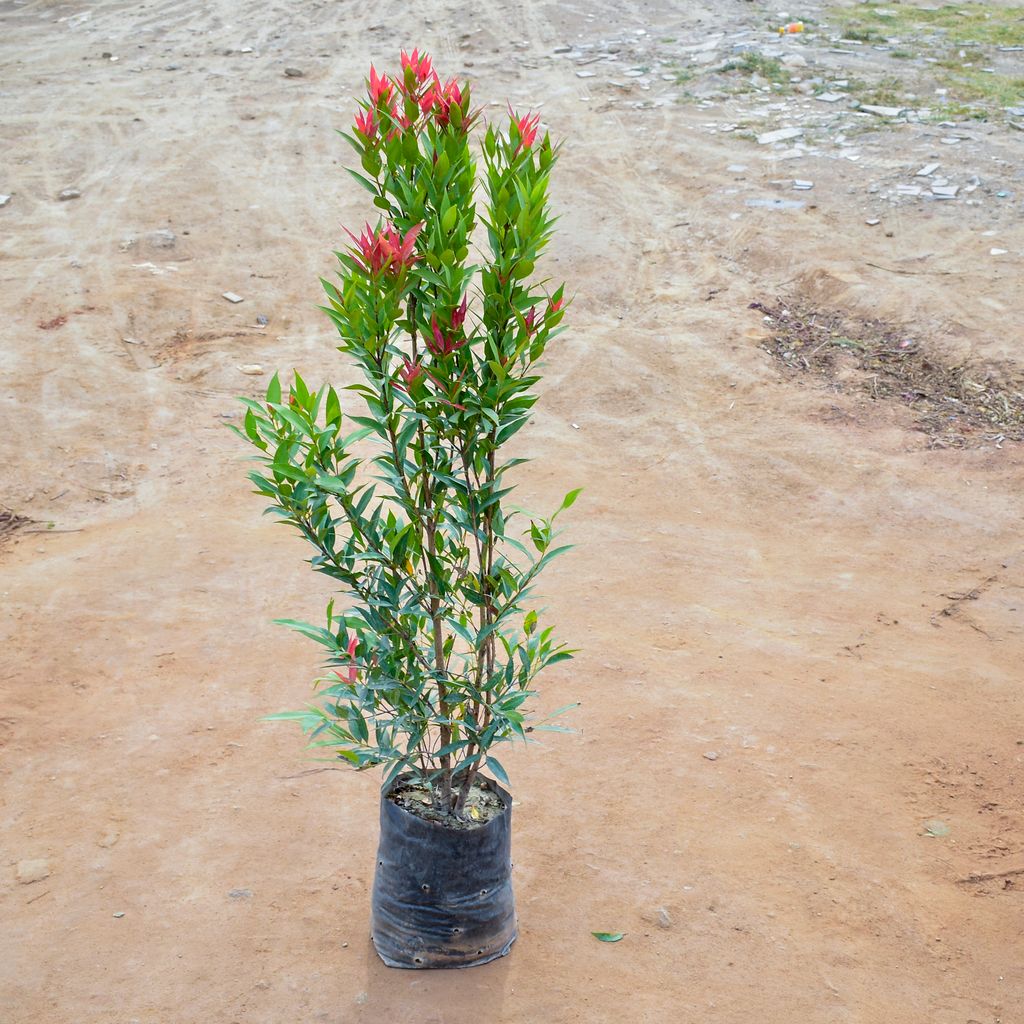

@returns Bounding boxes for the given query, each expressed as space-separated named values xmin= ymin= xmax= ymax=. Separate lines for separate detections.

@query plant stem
xmin=419 ymin=421 xmax=453 ymax=812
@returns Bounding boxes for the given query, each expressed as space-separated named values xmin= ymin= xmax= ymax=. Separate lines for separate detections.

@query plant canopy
xmin=234 ymin=51 xmax=577 ymax=820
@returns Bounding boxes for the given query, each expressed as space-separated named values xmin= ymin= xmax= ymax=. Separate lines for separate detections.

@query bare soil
xmin=2 ymin=2 xmax=1023 ymax=1023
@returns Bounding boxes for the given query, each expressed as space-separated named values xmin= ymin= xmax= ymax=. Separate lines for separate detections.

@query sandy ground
xmin=2 ymin=1 xmax=1024 ymax=1021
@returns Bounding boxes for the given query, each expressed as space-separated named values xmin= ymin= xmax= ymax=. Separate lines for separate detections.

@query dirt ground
xmin=3 ymin=1 xmax=1024 ymax=1021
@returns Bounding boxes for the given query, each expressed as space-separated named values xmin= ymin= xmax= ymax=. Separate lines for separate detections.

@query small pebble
xmin=865 ymin=218 xmax=880 ymax=226
xmin=284 ymin=67 xmax=304 ymax=78
xmin=147 ymin=228 xmax=176 ymax=249
xmin=703 ymin=751 xmax=719 ymax=761
xmin=16 ymin=859 xmax=51 ymax=884
xmin=113 ymin=911 xmax=126 ymax=918
xmin=58 ymin=188 xmax=82 ymax=201
xmin=97 ymin=828 xmax=120 ymax=848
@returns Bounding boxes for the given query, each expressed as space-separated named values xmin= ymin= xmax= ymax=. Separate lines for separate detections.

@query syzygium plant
xmin=235 ymin=51 xmax=577 ymax=819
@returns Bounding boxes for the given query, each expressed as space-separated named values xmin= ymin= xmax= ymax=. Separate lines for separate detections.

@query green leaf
xmin=243 ymin=409 xmax=267 ymax=450
xmin=591 ymin=932 xmax=624 ymax=943
xmin=485 ymin=755 xmax=510 ymax=788
xmin=345 ymin=167 xmax=379 ymax=195
xmin=262 ymin=710 xmax=318 ymax=722
xmin=325 ymin=386 xmax=342 ymax=426
xmin=273 ymin=618 xmax=337 ymax=648
xmin=560 ymin=487 xmax=583 ymax=511
xmin=266 ymin=371 xmax=282 ymax=406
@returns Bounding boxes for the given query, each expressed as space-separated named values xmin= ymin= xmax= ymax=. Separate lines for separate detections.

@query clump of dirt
xmin=389 ymin=777 xmax=506 ymax=830
xmin=0 ymin=507 xmax=33 ymax=546
xmin=752 ymin=300 xmax=1024 ymax=448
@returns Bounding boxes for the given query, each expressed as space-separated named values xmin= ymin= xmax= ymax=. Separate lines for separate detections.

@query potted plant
xmin=234 ymin=50 xmax=577 ymax=969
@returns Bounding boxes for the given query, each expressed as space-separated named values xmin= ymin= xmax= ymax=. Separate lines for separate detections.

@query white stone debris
xmin=757 ymin=126 xmax=803 ymax=145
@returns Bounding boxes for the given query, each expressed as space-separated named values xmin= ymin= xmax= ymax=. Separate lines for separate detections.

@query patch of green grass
xmin=943 ymin=69 xmax=1024 ymax=106
xmin=927 ymin=101 xmax=990 ymax=122
xmin=721 ymin=52 xmax=790 ymax=85
xmin=831 ymin=3 xmax=1024 ymax=47
xmin=856 ymin=75 xmax=907 ymax=106
xmin=934 ymin=53 xmax=972 ymax=70
xmin=890 ymin=48 xmax=915 ymax=59
xmin=842 ymin=24 xmax=888 ymax=43
xmin=673 ymin=66 xmax=695 ymax=85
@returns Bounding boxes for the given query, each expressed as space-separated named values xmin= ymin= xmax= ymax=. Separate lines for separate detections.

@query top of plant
xmin=235 ymin=51 xmax=577 ymax=821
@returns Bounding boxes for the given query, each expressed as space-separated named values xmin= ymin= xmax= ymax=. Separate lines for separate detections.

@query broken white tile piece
xmin=990 ymin=248 xmax=1008 ymax=256
xmin=865 ymin=218 xmax=880 ymax=226
xmin=757 ymin=126 xmax=804 ymax=145
xmin=859 ymin=104 xmax=904 ymax=117
xmin=222 ymin=292 xmax=244 ymax=303
xmin=792 ymin=180 xmax=814 ymax=190
xmin=238 ymin=364 xmax=265 ymax=375
xmin=915 ymin=163 xmax=940 ymax=177
xmin=931 ymin=185 xmax=959 ymax=199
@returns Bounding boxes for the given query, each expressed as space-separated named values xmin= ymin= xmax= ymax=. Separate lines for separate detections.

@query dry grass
xmin=753 ymin=301 xmax=1024 ymax=448
xmin=0 ymin=507 xmax=33 ymax=545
